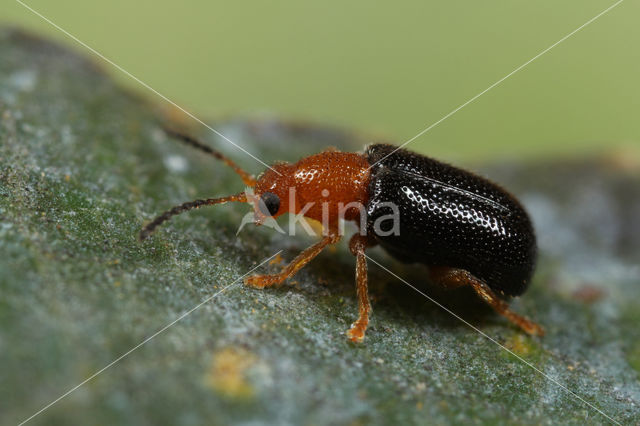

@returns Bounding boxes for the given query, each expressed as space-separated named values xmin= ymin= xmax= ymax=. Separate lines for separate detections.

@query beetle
xmin=140 ymin=129 xmax=544 ymax=342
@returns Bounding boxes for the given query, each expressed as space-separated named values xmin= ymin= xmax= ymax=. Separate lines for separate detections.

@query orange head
xmin=250 ymin=151 xmax=371 ymax=228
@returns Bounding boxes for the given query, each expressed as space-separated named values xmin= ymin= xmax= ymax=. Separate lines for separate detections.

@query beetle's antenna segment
xmin=139 ymin=192 xmax=247 ymax=240
xmin=163 ymin=128 xmax=257 ymax=186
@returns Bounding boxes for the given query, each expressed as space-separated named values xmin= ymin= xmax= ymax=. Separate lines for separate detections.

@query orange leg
xmin=345 ymin=234 xmax=374 ymax=343
xmin=430 ymin=267 xmax=544 ymax=336
xmin=244 ymin=233 xmax=341 ymax=288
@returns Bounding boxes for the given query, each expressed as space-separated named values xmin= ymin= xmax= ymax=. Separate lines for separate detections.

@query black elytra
xmin=365 ymin=144 xmax=537 ymax=297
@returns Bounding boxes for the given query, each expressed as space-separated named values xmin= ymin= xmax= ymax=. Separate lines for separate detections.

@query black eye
xmin=259 ymin=192 xmax=280 ymax=216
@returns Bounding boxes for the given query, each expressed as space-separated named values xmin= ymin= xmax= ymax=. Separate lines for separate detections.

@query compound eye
xmin=259 ymin=192 xmax=280 ymax=216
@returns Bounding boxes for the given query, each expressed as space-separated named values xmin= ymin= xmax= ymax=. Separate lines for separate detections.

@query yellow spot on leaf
xmin=205 ymin=347 xmax=257 ymax=399
xmin=505 ymin=334 xmax=533 ymax=356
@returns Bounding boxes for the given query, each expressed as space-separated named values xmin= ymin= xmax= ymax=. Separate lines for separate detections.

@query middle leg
xmin=346 ymin=234 xmax=375 ymax=343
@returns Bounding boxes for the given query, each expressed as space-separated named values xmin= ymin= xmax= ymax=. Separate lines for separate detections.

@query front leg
xmin=244 ymin=233 xmax=341 ymax=289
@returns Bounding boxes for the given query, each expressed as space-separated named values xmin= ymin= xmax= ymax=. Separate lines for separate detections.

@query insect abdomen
xmin=365 ymin=144 xmax=537 ymax=296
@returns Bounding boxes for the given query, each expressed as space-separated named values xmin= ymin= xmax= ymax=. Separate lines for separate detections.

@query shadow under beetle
xmin=140 ymin=129 xmax=544 ymax=342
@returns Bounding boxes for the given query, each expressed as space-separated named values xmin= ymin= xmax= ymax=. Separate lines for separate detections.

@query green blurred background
xmin=2 ymin=0 xmax=638 ymax=162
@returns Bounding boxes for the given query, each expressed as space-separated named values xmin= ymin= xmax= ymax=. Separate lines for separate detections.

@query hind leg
xmin=430 ymin=267 xmax=544 ymax=336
